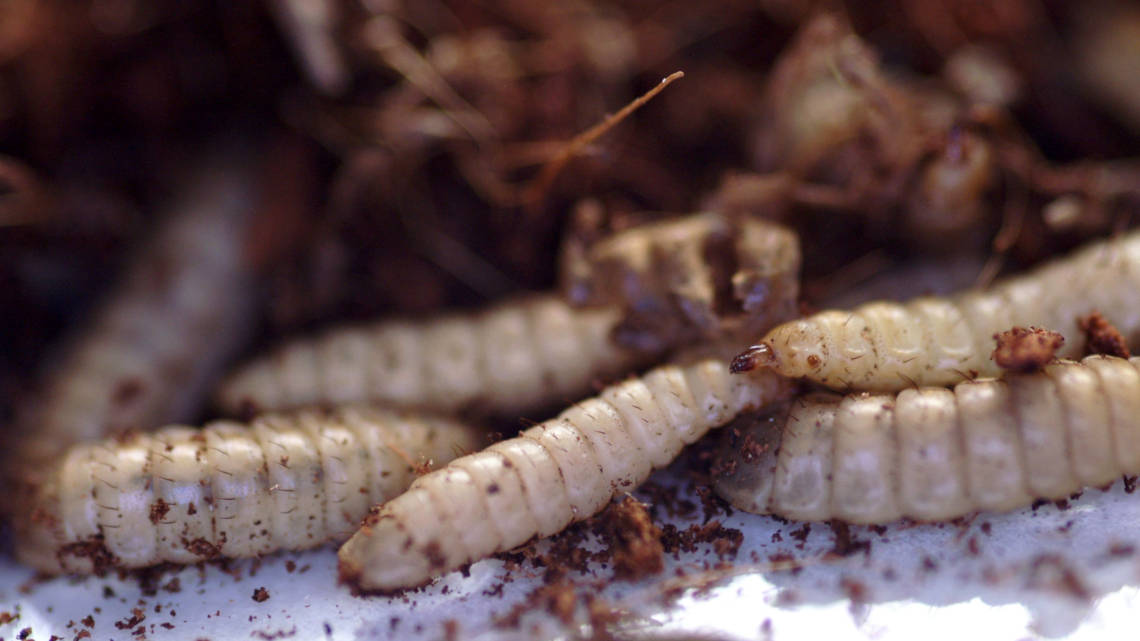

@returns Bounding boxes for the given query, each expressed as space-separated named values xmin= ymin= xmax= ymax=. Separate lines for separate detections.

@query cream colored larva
xmin=15 ymin=406 xmax=483 ymax=575
xmin=217 ymin=295 xmax=647 ymax=417
xmin=16 ymin=162 xmax=257 ymax=465
xmin=733 ymin=231 xmax=1140 ymax=391
xmin=715 ymin=355 xmax=1140 ymax=523
xmin=336 ymin=358 xmax=793 ymax=592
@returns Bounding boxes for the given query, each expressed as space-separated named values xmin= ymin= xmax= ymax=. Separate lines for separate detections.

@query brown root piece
xmin=603 ymin=496 xmax=664 ymax=581
xmin=1080 ymin=311 xmax=1131 ymax=358
xmin=525 ymin=71 xmax=685 ymax=211
xmin=991 ymin=326 xmax=1064 ymax=372
xmin=561 ymin=210 xmax=801 ymax=351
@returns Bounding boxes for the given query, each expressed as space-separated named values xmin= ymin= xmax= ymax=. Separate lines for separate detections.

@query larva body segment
xmin=15 ymin=407 xmax=483 ymax=575
xmin=218 ymin=295 xmax=647 ymax=417
xmin=892 ymin=388 xmax=970 ymax=520
xmin=742 ymin=231 xmax=1140 ymax=391
xmin=16 ymin=165 xmax=257 ymax=466
xmin=337 ymin=359 xmax=794 ymax=592
xmin=769 ymin=396 xmax=836 ymax=521
xmin=1084 ymin=356 xmax=1140 ymax=472
xmin=715 ymin=355 xmax=1140 ymax=524
xmin=830 ymin=395 xmax=899 ymax=523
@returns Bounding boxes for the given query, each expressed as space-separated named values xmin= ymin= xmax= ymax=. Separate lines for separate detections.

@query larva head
xmin=731 ymin=319 xmax=829 ymax=379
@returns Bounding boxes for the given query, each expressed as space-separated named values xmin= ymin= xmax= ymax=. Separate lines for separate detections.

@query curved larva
xmin=336 ymin=359 xmax=793 ymax=592
xmin=738 ymin=231 xmax=1140 ymax=391
xmin=14 ymin=406 xmax=483 ymax=575
xmin=714 ymin=355 xmax=1140 ymax=524
xmin=217 ymin=295 xmax=646 ymax=417
xmin=16 ymin=163 xmax=257 ymax=465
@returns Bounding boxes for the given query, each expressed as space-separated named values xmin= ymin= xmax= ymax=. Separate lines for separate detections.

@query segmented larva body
xmin=17 ymin=164 xmax=256 ymax=465
xmin=217 ymin=295 xmax=645 ymax=417
xmin=740 ymin=231 xmax=1140 ymax=391
xmin=15 ymin=406 xmax=482 ymax=575
xmin=337 ymin=359 xmax=793 ymax=592
xmin=715 ymin=355 xmax=1140 ymax=524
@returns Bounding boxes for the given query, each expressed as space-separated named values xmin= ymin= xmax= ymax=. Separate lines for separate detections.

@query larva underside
xmin=715 ymin=355 xmax=1140 ymax=524
xmin=15 ymin=406 xmax=483 ymax=575
xmin=741 ymin=231 xmax=1140 ymax=391
xmin=16 ymin=162 xmax=257 ymax=466
xmin=217 ymin=295 xmax=648 ymax=417
xmin=336 ymin=358 xmax=793 ymax=593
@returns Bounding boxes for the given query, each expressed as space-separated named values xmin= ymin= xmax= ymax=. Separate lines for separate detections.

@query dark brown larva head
xmin=730 ymin=343 xmax=777 ymax=373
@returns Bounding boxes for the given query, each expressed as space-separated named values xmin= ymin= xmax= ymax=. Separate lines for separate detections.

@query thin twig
xmin=524 ymin=71 xmax=685 ymax=212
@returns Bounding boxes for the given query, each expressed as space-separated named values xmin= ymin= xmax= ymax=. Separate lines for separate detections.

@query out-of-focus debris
xmin=561 ymin=209 xmax=800 ymax=352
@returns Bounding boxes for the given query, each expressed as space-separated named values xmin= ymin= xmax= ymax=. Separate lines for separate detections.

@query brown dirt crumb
xmin=0 ymin=611 xmax=17 ymax=624
xmin=149 ymin=499 xmax=170 ymax=525
xmin=1080 ymin=311 xmax=1131 ymax=358
xmin=604 ymin=497 xmax=664 ymax=581
xmin=827 ymin=521 xmax=871 ymax=558
xmin=58 ymin=539 xmax=118 ymax=574
xmin=182 ymin=537 xmax=222 ymax=559
xmin=661 ymin=521 xmax=743 ymax=559
xmin=252 ymin=587 xmax=270 ymax=603
xmin=992 ymin=326 xmax=1064 ymax=372
xmin=113 ymin=607 xmax=145 ymax=630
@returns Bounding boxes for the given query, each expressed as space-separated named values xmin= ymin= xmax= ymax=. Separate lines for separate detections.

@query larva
xmin=734 ymin=230 xmax=1140 ymax=391
xmin=14 ymin=405 xmax=482 ymax=575
xmin=714 ymin=355 xmax=1140 ymax=524
xmin=216 ymin=295 xmax=649 ymax=418
xmin=336 ymin=358 xmax=793 ymax=592
xmin=16 ymin=162 xmax=257 ymax=465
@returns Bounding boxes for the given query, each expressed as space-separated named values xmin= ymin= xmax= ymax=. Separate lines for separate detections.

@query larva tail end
xmin=336 ymin=556 xmax=367 ymax=595
xmin=730 ymin=343 xmax=776 ymax=373
xmin=336 ymin=548 xmax=433 ymax=597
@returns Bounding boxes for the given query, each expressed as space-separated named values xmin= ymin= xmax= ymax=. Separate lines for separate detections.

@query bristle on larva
xmin=336 ymin=358 xmax=793 ymax=593
xmin=14 ymin=406 xmax=483 ymax=575
xmin=715 ymin=355 xmax=1140 ymax=523
xmin=736 ymin=231 xmax=1140 ymax=391
xmin=216 ymin=295 xmax=648 ymax=417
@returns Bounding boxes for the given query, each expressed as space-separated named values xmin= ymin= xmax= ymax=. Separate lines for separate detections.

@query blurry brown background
xmin=3 ymin=0 xmax=1139 ymax=426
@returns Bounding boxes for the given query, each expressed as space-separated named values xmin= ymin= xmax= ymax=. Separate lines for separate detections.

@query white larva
xmin=16 ymin=160 xmax=257 ymax=465
xmin=734 ymin=230 xmax=1140 ymax=391
xmin=14 ymin=406 xmax=483 ymax=575
xmin=715 ymin=355 xmax=1140 ymax=523
xmin=336 ymin=358 xmax=793 ymax=593
xmin=217 ymin=295 xmax=649 ymax=417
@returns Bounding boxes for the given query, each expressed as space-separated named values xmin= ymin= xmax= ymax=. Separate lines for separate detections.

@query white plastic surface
xmin=2 ymin=463 xmax=1139 ymax=640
